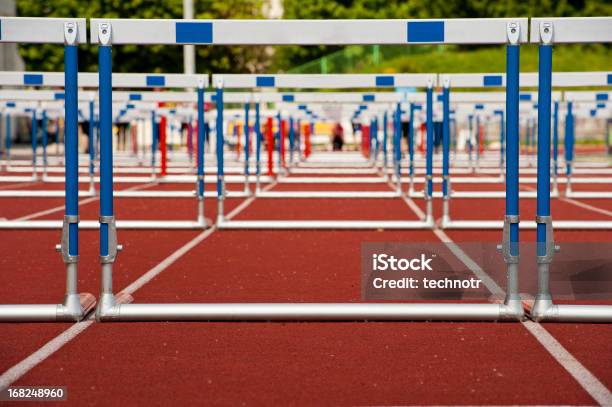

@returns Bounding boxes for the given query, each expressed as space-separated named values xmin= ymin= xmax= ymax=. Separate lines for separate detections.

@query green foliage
xmin=277 ymin=0 xmax=612 ymax=71
xmin=16 ymin=0 xmax=265 ymax=73
xmin=363 ymin=44 xmax=612 ymax=76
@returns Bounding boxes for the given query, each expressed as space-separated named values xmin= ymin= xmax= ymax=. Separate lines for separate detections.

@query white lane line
xmin=0 ymin=180 xmax=274 ymax=390
xmin=401 ymin=197 xmax=612 ymax=405
xmin=0 ymin=319 xmax=94 ymax=391
xmin=13 ymin=182 xmax=159 ymax=221
xmin=521 ymin=185 xmax=612 ymax=218
xmin=122 ymin=181 xmax=275 ymax=295
xmin=432 ymin=228 xmax=504 ymax=296
xmin=0 ymin=182 xmax=36 ymax=191
xmin=522 ymin=321 xmax=612 ymax=406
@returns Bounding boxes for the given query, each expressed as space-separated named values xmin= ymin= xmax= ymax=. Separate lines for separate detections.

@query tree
xmin=16 ymin=0 xmax=268 ymax=74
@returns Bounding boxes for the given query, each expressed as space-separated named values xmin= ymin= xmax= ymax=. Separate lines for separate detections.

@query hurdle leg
xmin=0 ymin=22 xmax=95 ymax=322
xmin=88 ymin=96 xmax=96 ymax=194
xmin=196 ymin=81 xmax=209 ymax=228
xmin=255 ymin=100 xmax=262 ymax=194
xmin=441 ymin=78 xmax=451 ymax=228
xmin=94 ymin=23 xmax=132 ymax=320
xmin=243 ymin=101 xmax=251 ymax=195
xmin=495 ymin=23 xmax=524 ymax=318
xmin=424 ymin=80 xmax=435 ymax=227
xmin=407 ymin=103 xmax=416 ymax=196
xmin=216 ymin=81 xmax=225 ymax=224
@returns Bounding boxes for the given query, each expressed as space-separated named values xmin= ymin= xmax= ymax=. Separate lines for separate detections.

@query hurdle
xmin=0 ymin=78 xmax=218 ymax=229
xmin=0 ymin=17 xmax=97 ymax=322
xmin=211 ymin=74 xmax=435 ymax=227
xmin=441 ymin=87 xmax=612 ymax=231
xmin=528 ymin=17 xmax=612 ymax=323
xmin=210 ymin=73 xmax=425 ymax=200
xmin=562 ymin=89 xmax=612 ymax=198
xmin=87 ymin=18 xmax=530 ymax=322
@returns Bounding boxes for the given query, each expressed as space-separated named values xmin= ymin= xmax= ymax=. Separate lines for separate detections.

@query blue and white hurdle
xmin=86 ymin=17 xmax=530 ymax=322
xmin=0 ymin=17 xmax=96 ymax=321
xmin=529 ymin=17 xmax=612 ymax=322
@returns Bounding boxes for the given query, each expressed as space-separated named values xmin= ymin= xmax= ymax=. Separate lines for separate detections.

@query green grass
xmin=353 ymin=44 xmax=611 ymax=74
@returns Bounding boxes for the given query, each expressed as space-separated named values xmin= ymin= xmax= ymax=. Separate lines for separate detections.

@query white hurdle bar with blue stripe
xmin=529 ymin=17 xmax=612 ymax=323
xmin=0 ymin=17 xmax=96 ymax=322
xmin=86 ymin=17 xmax=530 ymax=323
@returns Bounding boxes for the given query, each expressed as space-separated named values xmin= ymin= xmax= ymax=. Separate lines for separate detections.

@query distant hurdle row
xmin=0 ymin=16 xmax=610 ymax=322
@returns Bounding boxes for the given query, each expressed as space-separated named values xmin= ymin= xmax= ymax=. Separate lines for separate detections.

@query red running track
xmin=0 ymin=160 xmax=611 ymax=405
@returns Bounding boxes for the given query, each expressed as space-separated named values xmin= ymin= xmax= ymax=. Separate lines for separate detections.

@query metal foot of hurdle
xmin=0 ymin=19 xmax=95 ymax=322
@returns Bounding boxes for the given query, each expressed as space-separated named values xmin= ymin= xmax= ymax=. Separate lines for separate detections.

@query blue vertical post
xmin=276 ymin=111 xmax=282 ymax=171
xmin=383 ymin=111 xmax=388 ymax=169
xmin=505 ymin=40 xmax=520 ymax=260
xmin=254 ymin=101 xmax=261 ymax=192
xmin=41 ymin=110 xmax=48 ymax=171
xmin=196 ymin=83 xmax=206 ymax=225
xmin=564 ymin=101 xmax=574 ymax=192
xmin=88 ymin=99 xmax=95 ymax=187
xmin=498 ymin=24 xmax=523 ymax=316
xmin=4 ymin=113 xmax=11 ymax=162
xmin=426 ymin=85 xmax=433 ymax=198
xmin=151 ymin=110 xmax=158 ymax=172
xmin=536 ymin=43 xmax=553 ymax=255
xmin=467 ymin=114 xmax=473 ymax=169
xmin=216 ymin=84 xmax=225 ymax=222
xmin=442 ymin=82 xmax=450 ymax=225
xmin=499 ymin=111 xmax=505 ymax=169
xmin=394 ymin=103 xmax=402 ymax=191
xmin=532 ymin=24 xmax=557 ymax=319
xmin=425 ymin=82 xmax=434 ymax=225
xmin=244 ymin=101 xmax=251 ymax=192
xmin=408 ymin=103 xmax=415 ymax=194
xmin=552 ymin=100 xmax=559 ymax=192
xmin=65 ymin=42 xmax=79 ymax=259
xmin=98 ymin=42 xmax=113 ymax=261
xmin=31 ymin=108 xmax=38 ymax=177
xmin=475 ymin=114 xmax=481 ymax=166
xmin=371 ymin=117 xmax=378 ymax=162
xmin=288 ymin=116 xmax=295 ymax=165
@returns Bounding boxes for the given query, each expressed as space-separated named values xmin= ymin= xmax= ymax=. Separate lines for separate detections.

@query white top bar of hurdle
xmin=211 ymin=74 xmax=434 ymax=88
xmin=564 ymin=91 xmax=611 ymax=102
xmin=0 ymin=17 xmax=87 ymax=44
xmin=90 ymin=19 xmax=528 ymax=45
xmin=0 ymin=72 xmax=209 ymax=88
xmin=530 ymin=17 xmax=612 ymax=43
xmin=442 ymin=72 xmax=611 ymax=88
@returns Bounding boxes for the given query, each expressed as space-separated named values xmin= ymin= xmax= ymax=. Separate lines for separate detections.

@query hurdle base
xmin=0 ymin=292 xmax=96 ymax=322
xmin=97 ymin=302 xmax=522 ymax=322
xmin=441 ymin=220 xmax=612 ymax=230
xmin=95 ymin=291 xmax=135 ymax=322
xmin=528 ymin=298 xmax=612 ymax=323
xmin=217 ymin=220 xmax=433 ymax=230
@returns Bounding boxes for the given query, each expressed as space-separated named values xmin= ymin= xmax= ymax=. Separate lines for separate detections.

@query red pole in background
xmin=236 ymin=122 xmax=242 ymax=159
xmin=280 ymin=119 xmax=287 ymax=168
xmin=160 ymin=117 xmax=167 ymax=177
xmin=419 ymin=122 xmax=426 ymax=155
xmin=266 ymin=117 xmax=274 ymax=176
xmin=362 ymin=125 xmax=370 ymax=157
xmin=304 ymin=123 xmax=311 ymax=158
